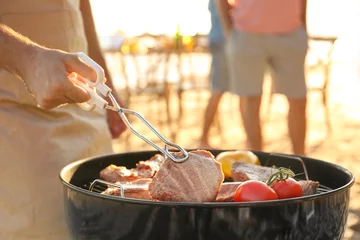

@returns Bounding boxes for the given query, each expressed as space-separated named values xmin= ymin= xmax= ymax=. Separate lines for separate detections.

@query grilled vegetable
xmin=234 ymin=180 xmax=278 ymax=202
xmin=267 ymin=167 xmax=303 ymax=199
xmin=271 ymin=178 xmax=303 ymax=199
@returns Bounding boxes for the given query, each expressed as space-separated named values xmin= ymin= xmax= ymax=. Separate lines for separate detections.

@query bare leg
xmin=287 ymin=97 xmax=307 ymax=156
xmin=199 ymin=92 xmax=223 ymax=148
xmin=240 ymin=96 xmax=263 ymax=151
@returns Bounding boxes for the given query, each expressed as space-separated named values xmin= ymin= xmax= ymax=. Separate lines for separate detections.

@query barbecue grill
xmin=60 ymin=150 xmax=354 ymax=240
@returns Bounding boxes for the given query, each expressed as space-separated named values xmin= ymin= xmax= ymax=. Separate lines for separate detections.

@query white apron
xmin=0 ymin=0 xmax=113 ymax=239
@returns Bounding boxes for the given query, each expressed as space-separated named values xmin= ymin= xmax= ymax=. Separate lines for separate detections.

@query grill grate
xmin=317 ymin=184 xmax=332 ymax=194
xmin=84 ymin=180 xmax=333 ymax=198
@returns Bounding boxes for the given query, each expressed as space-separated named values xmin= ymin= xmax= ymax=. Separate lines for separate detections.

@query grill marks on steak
xmin=149 ymin=150 xmax=224 ymax=202
xmin=99 ymin=154 xmax=164 ymax=183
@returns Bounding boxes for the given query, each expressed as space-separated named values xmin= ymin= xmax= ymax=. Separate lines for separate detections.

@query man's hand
xmin=21 ymin=47 xmax=98 ymax=109
xmin=0 ymin=24 xmax=98 ymax=109
xmin=215 ymin=0 xmax=233 ymax=38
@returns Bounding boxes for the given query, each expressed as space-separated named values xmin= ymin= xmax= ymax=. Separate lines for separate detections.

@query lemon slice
xmin=215 ymin=150 xmax=260 ymax=179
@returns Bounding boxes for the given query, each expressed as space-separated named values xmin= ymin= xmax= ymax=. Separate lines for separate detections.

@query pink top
xmin=232 ymin=0 xmax=304 ymax=34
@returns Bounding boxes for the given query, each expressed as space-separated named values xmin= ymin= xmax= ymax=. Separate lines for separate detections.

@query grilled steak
xmin=102 ymin=178 xmax=152 ymax=200
xmin=215 ymin=182 xmax=242 ymax=202
xmin=100 ymin=154 xmax=164 ymax=183
xmin=100 ymin=165 xmax=138 ymax=183
xmin=298 ymin=180 xmax=320 ymax=195
xmin=149 ymin=150 xmax=224 ymax=202
xmin=135 ymin=154 xmax=164 ymax=178
xmin=231 ymin=162 xmax=277 ymax=182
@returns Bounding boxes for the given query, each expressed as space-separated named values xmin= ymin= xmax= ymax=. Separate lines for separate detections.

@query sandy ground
xmin=111 ymin=59 xmax=360 ymax=239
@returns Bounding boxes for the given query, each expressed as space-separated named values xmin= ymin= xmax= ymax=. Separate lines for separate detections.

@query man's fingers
xmin=65 ymin=54 xmax=98 ymax=83
xmin=37 ymin=83 xmax=90 ymax=110
xmin=62 ymin=80 xmax=91 ymax=104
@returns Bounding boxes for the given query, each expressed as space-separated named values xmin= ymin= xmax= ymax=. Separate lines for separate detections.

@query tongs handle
xmin=69 ymin=74 xmax=108 ymax=110
xmin=76 ymin=52 xmax=105 ymax=87
xmin=70 ymin=52 xmax=112 ymax=110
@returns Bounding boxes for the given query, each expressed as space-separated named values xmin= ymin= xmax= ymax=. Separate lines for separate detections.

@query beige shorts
xmin=226 ymin=27 xmax=308 ymax=98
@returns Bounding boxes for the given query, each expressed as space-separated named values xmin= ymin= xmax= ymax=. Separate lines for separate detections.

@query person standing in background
xmin=199 ymin=0 xmax=231 ymax=149
xmin=216 ymin=0 xmax=308 ymax=155
xmin=0 ymin=0 xmax=126 ymax=239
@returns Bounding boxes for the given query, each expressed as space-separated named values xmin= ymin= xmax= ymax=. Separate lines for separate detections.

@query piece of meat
xmin=298 ymin=180 xmax=320 ymax=196
xmin=102 ymin=178 xmax=152 ymax=200
xmin=149 ymin=150 xmax=224 ymax=202
xmin=231 ymin=162 xmax=277 ymax=182
xmin=215 ymin=182 xmax=242 ymax=202
xmin=99 ymin=166 xmax=133 ymax=183
xmin=100 ymin=165 xmax=139 ymax=183
xmin=135 ymin=154 xmax=164 ymax=178
xmin=99 ymin=154 xmax=165 ymax=183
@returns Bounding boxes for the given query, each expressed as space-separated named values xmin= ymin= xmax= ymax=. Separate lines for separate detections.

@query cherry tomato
xmin=271 ymin=178 xmax=303 ymax=199
xmin=234 ymin=180 xmax=278 ymax=202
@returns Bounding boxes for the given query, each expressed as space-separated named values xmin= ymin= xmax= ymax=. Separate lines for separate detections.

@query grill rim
xmin=60 ymin=150 xmax=355 ymax=208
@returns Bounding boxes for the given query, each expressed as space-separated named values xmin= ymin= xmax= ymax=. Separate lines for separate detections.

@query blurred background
xmin=90 ymin=1 xmax=360 ymax=238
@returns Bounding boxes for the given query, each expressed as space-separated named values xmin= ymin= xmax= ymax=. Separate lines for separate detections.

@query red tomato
xmin=234 ymin=180 xmax=278 ymax=202
xmin=271 ymin=178 xmax=303 ymax=199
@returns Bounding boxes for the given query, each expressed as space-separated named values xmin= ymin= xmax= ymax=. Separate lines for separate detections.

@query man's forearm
xmin=0 ymin=24 xmax=39 ymax=78
xmin=215 ymin=0 xmax=233 ymax=36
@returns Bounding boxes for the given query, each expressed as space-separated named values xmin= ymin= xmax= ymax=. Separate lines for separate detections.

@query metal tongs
xmin=70 ymin=52 xmax=189 ymax=162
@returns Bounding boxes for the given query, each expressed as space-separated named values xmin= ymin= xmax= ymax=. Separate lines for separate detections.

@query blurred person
xmin=199 ymin=0 xmax=231 ymax=149
xmin=216 ymin=0 xmax=308 ymax=155
xmin=0 ymin=1 xmax=126 ymax=239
